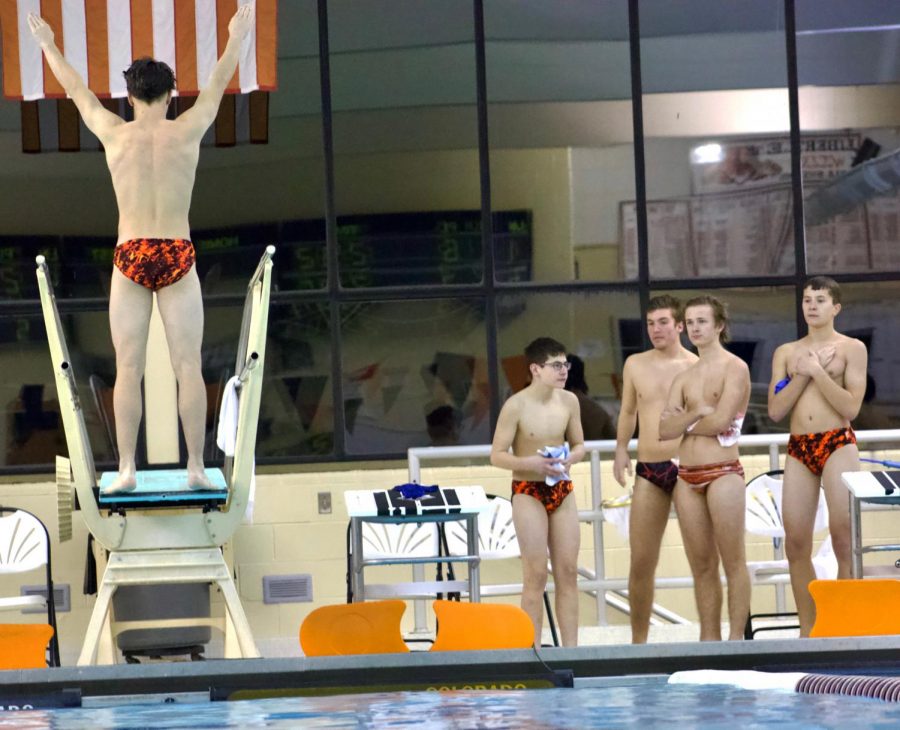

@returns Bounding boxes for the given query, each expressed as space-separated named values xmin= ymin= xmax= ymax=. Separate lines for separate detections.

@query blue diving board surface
xmin=97 ymin=468 xmax=228 ymax=508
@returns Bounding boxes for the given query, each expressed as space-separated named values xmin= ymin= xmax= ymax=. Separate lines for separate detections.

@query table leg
xmin=466 ymin=514 xmax=480 ymax=603
xmin=850 ymin=495 xmax=863 ymax=579
xmin=350 ymin=517 xmax=364 ymax=602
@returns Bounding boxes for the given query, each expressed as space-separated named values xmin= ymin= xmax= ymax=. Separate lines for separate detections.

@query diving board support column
xmin=89 ymin=543 xmax=118 ymax=665
xmin=78 ymin=548 xmax=259 ymax=665
xmin=221 ymin=542 xmax=240 ymax=658
xmin=144 ymin=298 xmax=180 ymax=463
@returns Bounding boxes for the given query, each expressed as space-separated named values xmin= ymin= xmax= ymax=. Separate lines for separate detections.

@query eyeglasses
xmin=541 ymin=361 xmax=572 ymax=373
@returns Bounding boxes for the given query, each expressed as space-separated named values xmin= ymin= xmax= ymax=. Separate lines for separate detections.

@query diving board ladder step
xmin=78 ymin=548 xmax=259 ymax=665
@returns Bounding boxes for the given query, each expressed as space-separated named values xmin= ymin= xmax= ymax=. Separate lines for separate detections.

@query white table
xmin=841 ymin=470 xmax=900 ymax=578
xmin=345 ymin=486 xmax=488 ymax=603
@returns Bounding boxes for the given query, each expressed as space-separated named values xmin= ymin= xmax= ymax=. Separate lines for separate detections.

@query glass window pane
xmin=10 ymin=299 xmax=337 ymax=471
xmin=652 ymin=286 xmax=796 ymax=434
xmin=281 ymin=220 xmax=328 ymax=292
xmin=207 ymin=301 xmax=335 ymax=460
xmin=340 ymin=298 xmax=488 ymax=455
xmin=192 ymin=225 xmax=280 ymax=295
xmin=797 ymin=1 xmax=900 ymax=274
xmin=485 ymin=1 xmax=635 ymax=284
xmin=188 ymin=0 xmax=325 ymax=293
xmin=838 ymin=282 xmax=900 ymax=431
xmin=5 ymin=299 xmax=339 ymax=470
xmin=0 ymin=238 xmax=64 ymax=301
xmin=0 ymin=308 xmax=116 ymax=469
xmin=330 ymin=1 xmax=481 ymax=289
xmin=496 ymin=290 xmax=639 ymax=439
xmin=640 ymin=0 xmax=796 ymax=280
xmin=5 ymin=299 xmax=336 ymax=471
xmin=335 ymin=212 xmax=484 ymax=289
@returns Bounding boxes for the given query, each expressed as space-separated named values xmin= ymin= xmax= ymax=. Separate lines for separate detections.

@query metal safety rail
xmin=408 ymin=429 xmax=900 ymax=628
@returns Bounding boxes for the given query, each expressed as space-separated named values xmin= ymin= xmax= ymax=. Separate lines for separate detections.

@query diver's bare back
xmin=631 ymin=350 xmax=695 ymax=461
xmin=786 ymin=335 xmax=854 ymax=433
xmin=510 ymin=390 xmax=573 ymax=481
xmin=104 ymin=119 xmax=200 ymax=244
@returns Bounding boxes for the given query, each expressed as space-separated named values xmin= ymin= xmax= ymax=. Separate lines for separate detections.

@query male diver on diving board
xmin=28 ymin=5 xmax=255 ymax=494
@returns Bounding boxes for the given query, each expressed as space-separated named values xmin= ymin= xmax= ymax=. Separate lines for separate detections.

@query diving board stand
xmin=842 ymin=470 xmax=900 ymax=579
xmin=36 ymin=246 xmax=274 ymax=665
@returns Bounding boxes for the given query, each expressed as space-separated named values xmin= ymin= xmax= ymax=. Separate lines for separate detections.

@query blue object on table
xmin=392 ymin=483 xmax=439 ymax=500
xmin=774 ymin=377 xmax=791 ymax=395
xmin=860 ymin=457 xmax=900 ymax=469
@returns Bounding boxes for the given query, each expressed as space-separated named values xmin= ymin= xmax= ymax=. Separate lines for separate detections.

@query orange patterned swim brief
xmin=678 ymin=460 xmax=745 ymax=491
xmin=511 ymin=479 xmax=573 ymax=514
xmin=113 ymin=238 xmax=195 ymax=291
xmin=787 ymin=426 xmax=856 ymax=477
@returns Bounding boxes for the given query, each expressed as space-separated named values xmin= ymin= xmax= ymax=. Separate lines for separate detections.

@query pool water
xmin=3 ymin=683 xmax=900 ymax=729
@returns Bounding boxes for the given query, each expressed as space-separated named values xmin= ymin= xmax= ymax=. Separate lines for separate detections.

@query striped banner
xmin=1 ymin=0 xmax=277 ymax=99
xmin=0 ymin=0 xmax=276 ymax=151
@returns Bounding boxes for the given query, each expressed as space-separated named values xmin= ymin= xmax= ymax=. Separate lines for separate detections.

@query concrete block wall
xmin=0 ymin=452 xmax=898 ymax=662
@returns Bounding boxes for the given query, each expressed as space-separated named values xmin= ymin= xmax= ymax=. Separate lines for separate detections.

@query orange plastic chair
xmin=809 ymin=579 xmax=900 ymax=638
xmin=299 ymin=600 xmax=410 ymax=656
xmin=430 ymin=600 xmax=534 ymax=651
xmin=0 ymin=624 xmax=55 ymax=670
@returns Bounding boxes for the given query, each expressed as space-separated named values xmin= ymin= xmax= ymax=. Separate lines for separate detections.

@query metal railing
xmin=408 ymin=429 xmax=900 ymax=627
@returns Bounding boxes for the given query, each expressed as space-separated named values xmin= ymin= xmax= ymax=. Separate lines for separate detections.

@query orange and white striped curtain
xmin=1 ymin=0 xmax=277 ymax=100
xmin=0 ymin=0 xmax=276 ymax=152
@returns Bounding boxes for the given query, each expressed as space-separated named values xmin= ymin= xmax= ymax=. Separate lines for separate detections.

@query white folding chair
xmin=0 ymin=507 xmax=61 ymax=667
xmin=345 ymin=520 xmax=441 ymax=602
xmin=744 ymin=470 xmax=836 ymax=637
xmin=745 ymin=471 xmax=835 ymax=582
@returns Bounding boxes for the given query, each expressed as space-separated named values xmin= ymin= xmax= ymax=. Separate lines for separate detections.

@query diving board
xmin=98 ymin=468 xmax=228 ymax=508
xmin=36 ymin=246 xmax=275 ymax=665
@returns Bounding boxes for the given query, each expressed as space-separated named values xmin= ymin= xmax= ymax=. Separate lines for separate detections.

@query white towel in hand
xmin=539 ymin=442 xmax=571 ymax=486
xmin=217 ymin=375 xmax=255 ymax=523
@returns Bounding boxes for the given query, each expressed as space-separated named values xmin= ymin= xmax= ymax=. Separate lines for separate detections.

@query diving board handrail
xmin=234 ymin=245 xmax=272 ymax=376
xmin=37 ymin=255 xmax=130 ymax=549
xmin=221 ymin=245 xmax=274 ymax=526
xmin=35 ymin=257 xmax=99 ymax=495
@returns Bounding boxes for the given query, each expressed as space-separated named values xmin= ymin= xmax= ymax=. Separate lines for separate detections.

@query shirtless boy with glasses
xmin=29 ymin=5 xmax=255 ymax=493
xmin=613 ymin=295 xmax=697 ymax=643
xmin=767 ymin=276 xmax=867 ymax=636
xmin=659 ymin=295 xmax=751 ymax=641
xmin=491 ymin=337 xmax=585 ymax=646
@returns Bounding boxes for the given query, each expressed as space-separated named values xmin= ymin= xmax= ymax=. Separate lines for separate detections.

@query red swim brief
xmin=511 ymin=479 xmax=573 ymax=514
xmin=677 ymin=460 xmax=745 ymax=491
xmin=787 ymin=427 xmax=856 ymax=477
xmin=113 ymin=238 xmax=195 ymax=291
